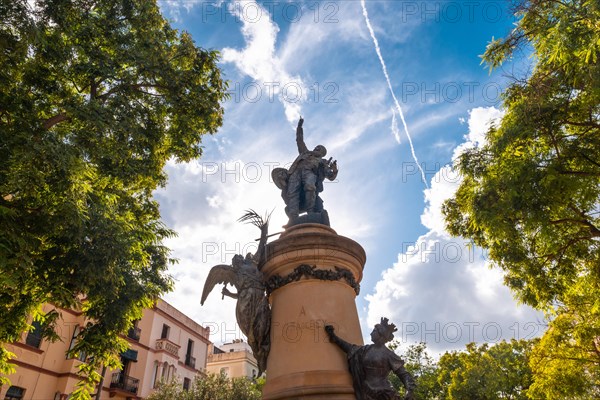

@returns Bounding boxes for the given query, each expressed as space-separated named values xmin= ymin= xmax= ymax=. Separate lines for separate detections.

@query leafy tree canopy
xmin=528 ymin=274 xmax=600 ymax=399
xmin=390 ymin=342 xmax=442 ymax=400
xmin=147 ymin=374 xmax=262 ymax=400
xmin=443 ymin=0 xmax=600 ymax=309
xmin=444 ymin=0 xmax=600 ymax=308
xmin=0 ymin=0 xmax=227 ymax=394
xmin=437 ymin=340 xmax=535 ymax=400
xmin=389 ymin=340 xmax=534 ymax=400
xmin=443 ymin=0 xmax=600 ymax=397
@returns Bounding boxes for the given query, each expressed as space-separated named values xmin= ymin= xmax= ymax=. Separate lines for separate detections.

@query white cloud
xmin=325 ymin=83 xmax=391 ymax=152
xmin=206 ymin=194 xmax=222 ymax=208
xmin=420 ymin=166 xmax=460 ymax=237
xmin=421 ymin=106 xmax=504 ymax=236
xmin=452 ymin=106 xmax=504 ymax=159
xmin=157 ymin=0 xmax=206 ymax=22
xmin=366 ymin=106 xmax=543 ymax=355
xmin=367 ymin=229 xmax=543 ymax=356
xmin=221 ymin=0 xmax=306 ymax=123
xmin=278 ymin=1 xmax=368 ymax=71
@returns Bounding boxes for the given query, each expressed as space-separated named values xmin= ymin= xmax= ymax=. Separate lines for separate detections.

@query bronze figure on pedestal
xmin=272 ymin=117 xmax=338 ymax=227
xmin=325 ymin=318 xmax=416 ymax=400
xmin=201 ymin=211 xmax=271 ymax=376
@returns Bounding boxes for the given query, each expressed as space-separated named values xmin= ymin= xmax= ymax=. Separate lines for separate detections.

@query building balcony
xmin=110 ymin=372 xmax=139 ymax=394
xmin=155 ymin=338 xmax=180 ymax=358
xmin=185 ymin=354 xmax=196 ymax=368
xmin=127 ymin=326 xmax=141 ymax=341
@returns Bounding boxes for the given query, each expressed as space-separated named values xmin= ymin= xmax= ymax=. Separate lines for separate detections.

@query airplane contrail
xmin=361 ymin=0 xmax=428 ymax=188
xmin=391 ymin=108 xmax=401 ymax=144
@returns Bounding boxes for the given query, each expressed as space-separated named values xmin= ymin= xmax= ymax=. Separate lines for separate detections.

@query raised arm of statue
xmin=296 ymin=117 xmax=308 ymax=154
xmin=326 ymin=318 xmax=417 ymax=400
xmin=325 ymin=325 xmax=353 ymax=353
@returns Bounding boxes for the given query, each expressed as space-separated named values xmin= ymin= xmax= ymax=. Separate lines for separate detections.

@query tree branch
xmin=563 ymin=120 xmax=600 ymax=129
xmin=575 ymin=150 xmax=600 ymax=170
xmin=96 ymin=83 xmax=168 ymax=102
xmin=557 ymin=170 xmax=600 ymax=177
xmin=565 ymin=205 xmax=600 ymax=237
xmin=90 ymin=78 xmax=98 ymax=100
xmin=43 ymin=113 xmax=70 ymax=130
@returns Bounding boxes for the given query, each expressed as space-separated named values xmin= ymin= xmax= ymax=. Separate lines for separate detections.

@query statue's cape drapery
xmin=347 ymin=344 xmax=369 ymax=400
xmin=346 ymin=344 xmax=404 ymax=400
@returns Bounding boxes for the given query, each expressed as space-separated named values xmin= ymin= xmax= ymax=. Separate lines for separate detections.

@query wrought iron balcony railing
xmin=185 ymin=353 xmax=196 ymax=368
xmin=127 ymin=326 xmax=141 ymax=341
xmin=110 ymin=372 xmax=139 ymax=394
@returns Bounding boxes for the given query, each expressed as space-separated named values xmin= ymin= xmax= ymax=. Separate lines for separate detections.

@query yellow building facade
xmin=206 ymin=340 xmax=260 ymax=380
xmin=1 ymin=299 xmax=210 ymax=400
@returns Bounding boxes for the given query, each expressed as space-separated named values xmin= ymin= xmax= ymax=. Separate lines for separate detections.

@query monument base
xmin=263 ymin=371 xmax=355 ymax=400
xmin=261 ymin=224 xmax=366 ymax=400
xmin=285 ymin=210 xmax=330 ymax=228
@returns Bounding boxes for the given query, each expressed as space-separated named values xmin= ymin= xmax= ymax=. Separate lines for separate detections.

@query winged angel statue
xmin=201 ymin=211 xmax=271 ymax=376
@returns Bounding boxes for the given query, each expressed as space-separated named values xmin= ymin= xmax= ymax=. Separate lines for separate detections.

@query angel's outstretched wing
xmin=200 ymin=265 xmax=237 ymax=305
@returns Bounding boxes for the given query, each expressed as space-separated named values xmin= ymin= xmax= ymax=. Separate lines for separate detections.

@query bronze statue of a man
xmin=325 ymin=318 xmax=416 ymax=400
xmin=272 ymin=117 xmax=338 ymax=227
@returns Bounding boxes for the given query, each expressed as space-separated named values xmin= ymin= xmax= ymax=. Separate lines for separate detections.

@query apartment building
xmin=1 ymin=299 xmax=210 ymax=399
xmin=206 ymin=340 xmax=260 ymax=380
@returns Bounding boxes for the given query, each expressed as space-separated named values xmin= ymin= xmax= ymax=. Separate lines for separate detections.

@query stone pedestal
xmin=261 ymin=224 xmax=366 ymax=400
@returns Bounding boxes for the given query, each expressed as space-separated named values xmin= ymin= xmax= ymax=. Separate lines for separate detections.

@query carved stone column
xmin=261 ymin=223 xmax=366 ymax=400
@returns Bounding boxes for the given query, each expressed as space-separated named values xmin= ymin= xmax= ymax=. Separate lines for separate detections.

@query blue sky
xmin=153 ymin=0 xmax=543 ymax=355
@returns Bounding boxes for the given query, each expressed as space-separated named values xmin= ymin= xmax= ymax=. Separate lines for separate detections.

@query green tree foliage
xmin=391 ymin=343 xmax=441 ymax=400
xmin=390 ymin=340 xmax=534 ymax=399
xmin=147 ymin=373 xmax=262 ymax=400
xmin=437 ymin=340 xmax=534 ymax=400
xmin=444 ymin=0 xmax=600 ymax=398
xmin=528 ymin=275 xmax=600 ymax=399
xmin=0 ymin=0 xmax=227 ymax=395
xmin=443 ymin=0 xmax=600 ymax=312
xmin=443 ymin=1 xmax=600 ymax=397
